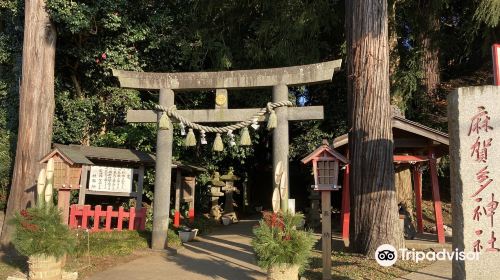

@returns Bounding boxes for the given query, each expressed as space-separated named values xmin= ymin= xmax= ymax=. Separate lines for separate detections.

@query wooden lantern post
xmin=302 ymin=140 xmax=348 ymax=280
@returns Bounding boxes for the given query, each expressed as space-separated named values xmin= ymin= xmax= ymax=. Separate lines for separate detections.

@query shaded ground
xmin=0 ymin=208 xmax=449 ymax=280
xmin=87 ymin=219 xmax=265 ymax=280
xmin=87 ymin=218 xmax=433 ymax=280
xmin=396 ymin=261 xmax=451 ymax=280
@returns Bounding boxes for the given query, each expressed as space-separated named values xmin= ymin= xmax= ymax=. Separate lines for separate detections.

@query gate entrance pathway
xmin=88 ymin=219 xmax=265 ymax=280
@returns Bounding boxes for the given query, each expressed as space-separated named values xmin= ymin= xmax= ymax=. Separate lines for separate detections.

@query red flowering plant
xmin=251 ymin=211 xmax=315 ymax=271
xmin=9 ymin=206 xmax=76 ymax=258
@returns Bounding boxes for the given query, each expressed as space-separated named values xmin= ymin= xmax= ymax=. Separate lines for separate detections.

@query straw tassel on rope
xmin=266 ymin=103 xmax=277 ymax=130
xmin=240 ymin=127 xmax=251 ymax=146
xmin=213 ymin=133 xmax=224 ymax=151
xmin=159 ymin=112 xmax=171 ymax=130
xmin=185 ymin=128 xmax=197 ymax=147
xmin=267 ymin=110 xmax=277 ymax=130
xmin=155 ymin=101 xmax=291 ymax=134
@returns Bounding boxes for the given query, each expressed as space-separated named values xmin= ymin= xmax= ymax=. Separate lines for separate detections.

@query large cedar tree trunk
xmin=0 ymin=0 xmax=56 ymax=246
xmin=419 ymin=0 xmax=440 ymax=94
xmin=346 ymin=0 xmax=404 ymax=255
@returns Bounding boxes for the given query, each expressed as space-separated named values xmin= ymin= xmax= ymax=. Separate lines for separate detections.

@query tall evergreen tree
xmin=418 ymin=0 xmax=441 ymax=95
xmin=346 ymin=0 xmax=403 ymax=255
xmin=1 ymin=0 xmax=56 ymax=245
xmin=474 ymin=0 xmax=500 ymax=28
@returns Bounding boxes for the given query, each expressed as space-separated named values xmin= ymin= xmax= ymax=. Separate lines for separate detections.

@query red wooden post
xmin=174 ymin=211 xmax=180 ymax=227
xmin=412 ymin=165 xmax=424 ymax=233
xmin=82 ymin=205 xmax=91 ymax=229
xmin=341 ymin=164 xmax=350 ymax=241
xmin=493 ymin=44 xmax=500 ymax=86
xmin=429 ymin=152 xmax=445 ymax=244
xmin=117 ymin=206 xmax=125 ymax=231
xmin=105 ymin=206 xmax=113 ymax=232
xmin=69 ymin=204 xmax=77 ymax=228
xmin=93 ymin=205 xmax=101 ymax=232
xmin=129 ymin=207 xmax=136 ymax=230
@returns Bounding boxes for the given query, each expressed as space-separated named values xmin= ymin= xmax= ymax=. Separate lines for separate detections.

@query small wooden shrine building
xmin=333 ymin=113 xmax=449 ymax=243
xmin=40 ymin=144 xmax=204 ymax=225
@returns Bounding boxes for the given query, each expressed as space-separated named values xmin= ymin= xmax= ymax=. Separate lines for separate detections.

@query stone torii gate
xmin=112 ymin=60 xmax=342 ymax=250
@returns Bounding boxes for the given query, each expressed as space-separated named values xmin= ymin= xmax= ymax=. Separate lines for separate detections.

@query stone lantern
xmin=220 ymin=167 xmax=240 ymax=223
xmin=209 ymin=172 xmax=225 ymax=221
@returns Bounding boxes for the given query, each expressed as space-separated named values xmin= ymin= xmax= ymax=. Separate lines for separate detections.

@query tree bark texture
xmin=395 ymin=164 xmax=413 ymax=217
xmin=1 ymin=0 xmax=56 ymax=245
xmin=419 ymin=0 xmax=440 ymax=94
xmin=346 ymin=0 xmax=403 ymax=255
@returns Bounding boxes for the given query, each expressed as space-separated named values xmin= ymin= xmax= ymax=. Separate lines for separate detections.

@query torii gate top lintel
xmin=112 ymin=59 xmax=342 ymax=90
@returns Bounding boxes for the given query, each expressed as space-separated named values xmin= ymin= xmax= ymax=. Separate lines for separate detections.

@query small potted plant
xmin=9 ymin=159 xmax=76 ymax=280
xmin=252 ymin=211 xmax=315 ymax=280
xmin=221 ymin=215 xmax=232 ymax=226
xmin=178 ymin=225 xmax=198 ymax=242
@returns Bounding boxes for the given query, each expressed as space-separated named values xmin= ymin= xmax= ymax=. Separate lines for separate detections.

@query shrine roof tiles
xmin=69 ymin=144 xmax=156 ymax=165
xmin=301 ymin=143 xmax=348 ymax=164
xmin=42 ymin=144 xmax=206 ymax=172
xmin=332 ymin=116 xmax=449 ymax=151
xmin=40 ymin=145 xmax=94 ymax=165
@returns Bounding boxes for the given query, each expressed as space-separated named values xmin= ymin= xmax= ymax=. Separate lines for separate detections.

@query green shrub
xmin=10 ymin=206 xmax=76 ymax=259
xmin=252 ymin=212 xmax=316 ymax=270
xmin=167 ymin=229 xmax=182 ymax=249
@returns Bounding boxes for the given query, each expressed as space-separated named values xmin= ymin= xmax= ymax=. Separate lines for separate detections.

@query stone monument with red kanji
xmin=449 ymin=86 xmax=500 ymax=278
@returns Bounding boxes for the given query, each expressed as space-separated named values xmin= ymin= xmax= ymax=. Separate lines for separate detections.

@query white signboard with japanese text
xmin=89 ymin=166 xmax=133 ymax=193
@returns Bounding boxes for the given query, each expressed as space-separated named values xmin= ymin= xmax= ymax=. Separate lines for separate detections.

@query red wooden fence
xmin=69 ymin=205 xmax=146 ymax=232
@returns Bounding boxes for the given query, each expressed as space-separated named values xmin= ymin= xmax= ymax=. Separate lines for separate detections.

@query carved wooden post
xmin=321 ymin=190 xmax=332 ymax=280
xmin=273 ymin=84 xmax=289 ymax=212
xmin=152 ymin=88 xmax=174 ymax=250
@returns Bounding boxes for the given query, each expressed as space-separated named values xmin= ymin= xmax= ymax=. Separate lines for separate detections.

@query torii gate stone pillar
xmin=273 ymin=84 xmax=289 ymax=210
xmin=112 ymin=60 xmax=342 ymax=250
xmin=152 ymin=88 xmax=174 ymax=249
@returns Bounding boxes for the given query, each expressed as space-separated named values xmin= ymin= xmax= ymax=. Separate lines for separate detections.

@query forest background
xmin=0 ymin=0 xmax=499 ymax=212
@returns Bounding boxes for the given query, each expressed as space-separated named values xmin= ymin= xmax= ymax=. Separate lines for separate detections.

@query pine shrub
xmin=9 ymin=206 xmax=76 ymax=258
xmin=252 ymin=212 xmax=316 ymax=270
